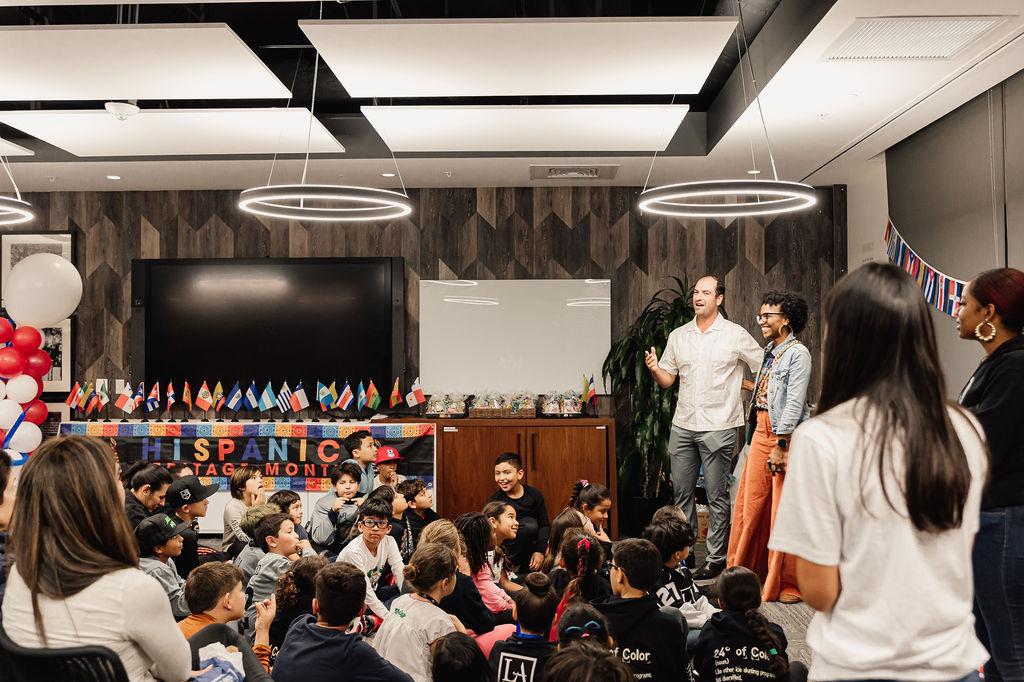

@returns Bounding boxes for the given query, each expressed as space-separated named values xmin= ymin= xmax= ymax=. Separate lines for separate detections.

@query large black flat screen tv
xmin=131 ymin=258 xmax=404 ymax=396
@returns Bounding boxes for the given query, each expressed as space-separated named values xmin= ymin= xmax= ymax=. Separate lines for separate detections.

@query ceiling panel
xmin=361 ymin=105 xmax=689 ymax=152
xmin=0 ymin=23 xmax=290 ymax=101
xmin=0 ymin=109 xmax=344 ymax=157
xmin=301 ymin=17 xmax=737 ymax=97
xmin=0 ymin=139 xmax=34 ymax=157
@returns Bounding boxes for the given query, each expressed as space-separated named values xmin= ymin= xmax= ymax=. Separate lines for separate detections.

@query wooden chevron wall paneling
xmin=20 ymin=185 xmax=846 ymax=400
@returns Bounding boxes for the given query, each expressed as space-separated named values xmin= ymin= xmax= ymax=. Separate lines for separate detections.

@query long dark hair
xmin=567 ymin=480 xmax=610 ymax=512
xmin=9 ymin=436 xmax=138 ymax=643
xmin=560 ymin=529 xmax=604 ymax=604
xmin=717 ymin=567 xmax=788 ymax=678
xmin=453 ymin=512 xmax=492 ymax=575
xmin=540 ymin=508 xmax=585 ymax=574
xmin=121 ymin=461 xmax=173 ymax=493
xmin=819 ymin=263 xmax=973 ymax=532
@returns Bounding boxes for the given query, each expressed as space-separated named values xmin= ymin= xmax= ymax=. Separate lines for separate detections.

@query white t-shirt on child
xmin=337 ymin=535 xmax=405 ymax=619
xmin=769 ymin=399 xmax=989 ymax=681
xmin=372 ymin=593 xmax=455 ymax=682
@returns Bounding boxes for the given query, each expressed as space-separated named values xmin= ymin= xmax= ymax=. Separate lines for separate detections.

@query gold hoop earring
xmin=975 ymin=320 xmax=997 ymax=342
xmin=780 ymin=324 xmax=792 ymax=336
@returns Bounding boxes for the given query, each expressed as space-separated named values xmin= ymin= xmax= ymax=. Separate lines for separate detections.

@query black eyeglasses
xmin=609 ymin=561 xmax=622 ymax=572
xmin=360 ymin=519 xmax=391 ymax=529
xmin=755 ymin=313 xmax=785 ymax=323
xmin=564 ymin=621 xmax=604 ymax=636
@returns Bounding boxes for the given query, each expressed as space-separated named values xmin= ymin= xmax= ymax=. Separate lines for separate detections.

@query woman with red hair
xmin=957 ymin=267 xmax=1024 ymax=680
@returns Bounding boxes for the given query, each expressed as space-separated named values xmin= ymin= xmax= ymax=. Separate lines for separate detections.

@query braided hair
xmin=717 ymin=566 xmax=789 ymax=678
xmin=453 ymin=512 xmax=492 ymax=575
xmin=560 ymin=528 xmax=604 ymax=604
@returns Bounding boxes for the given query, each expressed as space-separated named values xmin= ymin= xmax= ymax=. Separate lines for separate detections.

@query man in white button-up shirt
xmin=645 ymin=275 xmax=761 ymax=580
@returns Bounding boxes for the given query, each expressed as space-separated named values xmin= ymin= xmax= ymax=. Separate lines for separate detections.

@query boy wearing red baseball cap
xmin=372 ymin=445 xmax=407 ymax=490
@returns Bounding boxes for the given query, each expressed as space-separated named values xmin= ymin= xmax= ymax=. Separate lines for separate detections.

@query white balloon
xmin=4 ymin=253 xmax=83 ymax=327
xmin=8 ymin=422 xmax=41 ymax=453
xmin=0 ymin=399 xmax=22 ymax=430
xmin=0 ymin=379 xmax=7 ymax=401
xmin=6 ymin=374 xmax=37 ymax=403
xmin=4 ymin=448 xmax=27 ymax=468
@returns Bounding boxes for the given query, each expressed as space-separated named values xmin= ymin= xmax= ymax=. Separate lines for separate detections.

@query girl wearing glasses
xmin=727 ymin=291 xmax=811 ymax=604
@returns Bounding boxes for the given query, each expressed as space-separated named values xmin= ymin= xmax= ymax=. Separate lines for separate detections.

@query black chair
xmin=0 ymin=621 xmax=129 ymax=682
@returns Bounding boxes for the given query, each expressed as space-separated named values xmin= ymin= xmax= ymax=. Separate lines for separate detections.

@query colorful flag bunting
xmin=289 ymin=381 xmax=309 ymax=412
xmin=405 ymin=377 xmax=425 ymax=407
xmin=195 ymin=381 xmax=213 ymax=411
xmin=366 ymin=380 xmax=381 ymax=410
xmin=389 ymin=377 xmax=402 ymax=408
xmin=338 ymin=380 xmax=354 ymax=410
xmin=884 ymin=219 xmax=966 ymax=318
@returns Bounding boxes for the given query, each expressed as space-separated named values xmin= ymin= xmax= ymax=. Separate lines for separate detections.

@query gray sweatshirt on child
xmin=308 ymin=491 xmax=358 ymax=550
xmin=234 ymin=544 xmax=265 ymax=586
xmin=139 ymin=556 xmax=190 ymax=621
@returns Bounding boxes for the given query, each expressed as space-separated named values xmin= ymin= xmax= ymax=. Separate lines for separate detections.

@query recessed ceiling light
xmin=106 ymin=175 xmax=121 ymax=180
xmin=381 ymin=172 xmax=396 ymax=178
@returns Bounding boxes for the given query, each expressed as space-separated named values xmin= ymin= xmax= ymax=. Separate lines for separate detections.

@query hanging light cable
xmin=0 ymin=154 xmax=34 ymax=226
xmin=239 ymin=2 xmax=412 ymax=223
xmin=638 ymin=0 xmax=816 ymax=219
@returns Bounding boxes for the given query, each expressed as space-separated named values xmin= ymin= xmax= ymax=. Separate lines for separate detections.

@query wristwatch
xmin=777 ymin=437 xmax=789 ymax=451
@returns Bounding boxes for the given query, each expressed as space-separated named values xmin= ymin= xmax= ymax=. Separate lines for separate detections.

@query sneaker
xmin=693 ymin=561 xmax=725 ymax=581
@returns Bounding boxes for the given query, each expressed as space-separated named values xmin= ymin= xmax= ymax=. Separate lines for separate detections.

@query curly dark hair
xmin=275 ymin=555 xmax=328 ymax=613
xmin=761 ymin=290 xmax=809 ymax=335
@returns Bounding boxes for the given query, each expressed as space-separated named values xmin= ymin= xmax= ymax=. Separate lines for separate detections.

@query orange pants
xmin=726 ymin=410 xmax=799 ymax=602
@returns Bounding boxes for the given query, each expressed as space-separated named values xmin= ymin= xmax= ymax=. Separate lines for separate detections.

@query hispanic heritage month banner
xmin=58 ymin=421 xmax=436 ymax=493
xmin=884 ymin=219 xmax=966 ymax=319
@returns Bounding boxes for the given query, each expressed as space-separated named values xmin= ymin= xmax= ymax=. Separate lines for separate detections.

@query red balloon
xmin=11 ymin=326 xmax=42 ymax=353
xmin=22 ymin=349 xmax=52 ymax=379
xmin=23 ymin=399 xmax=47 ymax=426
xmin=0 ymin=347 xmax=23 ymax=378
xmin=33 ymin=376 xmax=44 ymax=398
xmin=0 ymin=319 xmax=13 ymax=344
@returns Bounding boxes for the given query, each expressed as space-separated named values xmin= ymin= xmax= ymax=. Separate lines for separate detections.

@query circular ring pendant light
xmin=0 ymin=195 xmax=35 ymax=226
xmin=239 ymin=184 xmax=413 ymax=222
xmin=638 ymin=1 xmax=816 ymax=220
xmin=638 ymin=179 xmax=817 ymax=218
xmin=239 ymin=1 xmax=412 ymax=223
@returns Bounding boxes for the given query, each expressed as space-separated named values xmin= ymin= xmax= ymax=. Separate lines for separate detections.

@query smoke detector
xmin=530 ymin=165 xmax=619 ymax=180
xmin=104 ymin=101 xmax=140 ymax=121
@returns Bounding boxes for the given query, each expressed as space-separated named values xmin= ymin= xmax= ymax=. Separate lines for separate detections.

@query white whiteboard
xmin=419 ymin=279 xmax=611 ymax=394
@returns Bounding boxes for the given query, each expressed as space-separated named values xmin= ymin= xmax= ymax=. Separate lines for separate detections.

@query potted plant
xmin=603 ymin=276 xmax=695 ymax=535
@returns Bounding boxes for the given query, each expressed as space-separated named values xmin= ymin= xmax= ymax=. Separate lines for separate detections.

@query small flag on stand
xmin=133 ymin=382 xmax=146 ymax=410
xmin=583 ymin=373 xmax=591 ymax=401
xmin=96 ymin=379 xmax=110 ymax=411
xmin=84 ymin=384 xmax=101 ymax=415
xmin=225 ymin=382 xmax=243 ymax=411
xmin=366 ymin=380 xmax=381 ymax=411
xmin=244 ymin=381 xmax=259 ymax=411
xmin=258 ymin=382 xmax=275 ymax=412
xmin=327 ymin=382 xmax=339 ymax=408
xmin=66 ymin=382 xmax=84 ymax=410
xmin=356 ymin=381 xmax=367 ymax=412
xmin=405 ymin=377 xmax=425 ymax=407
xmin=587 ymin=374 xmax=597 ymax=404
xmin=114 ymin=381 xmax=135 ymax=414
xmin=316 ymin=382 xmax=332 ymax=411
xmin=145 ymin=383 xmax=161 ymax=412
xmin=195 ymin=381 xmax=213 ymax=411
xmin=389 ymin=378 xmax=402 ymax=408
xmin=213 ymin=382 xmax=225 ymax=412
xmin=276 ymin=382 xmax=292 ymax=412
xmin=166 ymin=382 xmax=177 ymax=411
xmin=289 ymin=381 xmax=309 ymax=412
xmin=79 ymin=382 xmax=93 ymax=412
xmin=182 ymin=382 xmax=193 ymax=411
xmin=338 ymin=380 xmax=354 ymax=410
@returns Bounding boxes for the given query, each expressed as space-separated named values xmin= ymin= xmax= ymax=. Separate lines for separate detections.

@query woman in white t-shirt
xmin=2 ymin=436 xmax=191 ymax=682
xmin=770 ymin=263 xmax=990 ymax=682
xmin=373 ymin=542 xmax=466 ymax=682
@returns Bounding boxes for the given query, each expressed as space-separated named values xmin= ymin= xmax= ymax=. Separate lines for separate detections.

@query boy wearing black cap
xmin=136 ymin=513 xmax=192 ymax=620
xmin=164 ymin=475 xmax=220 ymax=580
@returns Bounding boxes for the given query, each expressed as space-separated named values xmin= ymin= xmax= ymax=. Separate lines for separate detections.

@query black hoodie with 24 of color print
xmin=595 ymin=594 xmax=689 ymax=682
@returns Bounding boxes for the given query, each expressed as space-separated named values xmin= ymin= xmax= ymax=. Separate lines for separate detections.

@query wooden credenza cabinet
xmin=431 ymin=418 xmax=617 ymax=536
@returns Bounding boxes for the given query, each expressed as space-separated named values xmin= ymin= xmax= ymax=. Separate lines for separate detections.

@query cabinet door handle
xmin=516 ymin=432 xmax=522 ymax=456
xmin=531 ymin=432 xmax=538 ymax=471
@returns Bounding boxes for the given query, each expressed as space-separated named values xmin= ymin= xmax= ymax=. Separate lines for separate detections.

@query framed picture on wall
xmin=42 ymin=402 xmax=71 ymax=442
xmin=0 ymin=233 xmax=76 ymax=394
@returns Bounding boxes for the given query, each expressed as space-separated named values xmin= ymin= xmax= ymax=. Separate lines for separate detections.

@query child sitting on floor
xmin=273 ymin=561 xmax=413 ymax=682
xmin=401 ymin=479 xmax=439 ymax=549
xmin=373 ymin=445 xmax=407 ymax=490
xmin=309 ymin=461 xmax=362 ymax=555
xmin=432 ymin=632 xmax=490 ymax=682
xmin=482 ymin=501 xmax=523 ymax=590
xmin=269 ymin=555 xmax=328 ymax=660
xmin=376 ymin=484 xmax=415 ymax=562
xmin=178 ymin=563 xmax=275 ymax=674
xmin=455 ymin=511 xmax=515 ymax=624
xmin=342 ymin=430 xmax=379 ymax=496
xmin=597 ymin=538 xmax=689 ymax=682
xmin=373 ymin=542 xmax=466 ymax=682
xmin=337 ymin=497 xmax=406 ymax=621
xmin=691 ymin=567 xmax=807 ymax=682
xmin=549 ymin=529 xmax=609 ymax=639
xmin=565 ymin=480 xmax=613 ymax=545
xmin=234 ymin=504 xmax=279 ymax=586
xmin=489 ymin=572 xmax=558 ymax=682
xmin=419 ymin=519 xmax=495 ymax=637
xmin=135 ymin=513 xmax=191 ymax=620
xmin=643 ymin=515 xmax=718 ymax=644
xmin=489 ymin=453 xmax=551 ymax=573
xmin=539 ymin=508 xmax=584 ymax=574
xmin=544 ymin=640 xmax=634 ymax=682
xmin=556 ymin=603 xmax=613 ymax=650
xmin=269 ymin=489 xmax=311 ymax=544
xmin=245 ymin=512 xmax=304 ymax=637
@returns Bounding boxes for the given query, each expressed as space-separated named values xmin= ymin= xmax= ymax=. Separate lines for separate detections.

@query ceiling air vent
xmin=530 ymin=165 xmax=619 ymax=180
xmin=823 ymin=16 xmax=1007 ymax=61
